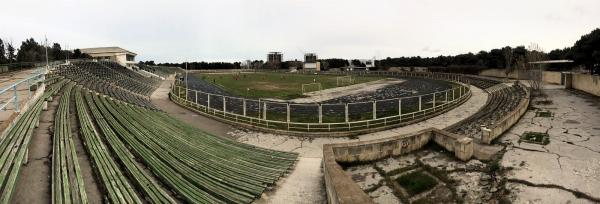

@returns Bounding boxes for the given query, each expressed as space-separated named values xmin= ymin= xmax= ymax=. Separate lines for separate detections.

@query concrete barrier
xmin=571 ymin=73 xmax=600 ymax=96
xmin=479 ymin=69 xmax=528 ymax=79
xmin=481 ymin=83 xmax=530 ymax=144
xmin=322 ymin=128 xmax=474 ymax=203
xmin=542 ymin=71 xmax=562 ymax=84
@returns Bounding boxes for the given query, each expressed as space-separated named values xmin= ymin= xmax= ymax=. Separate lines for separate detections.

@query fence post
xmin=27 ymin=78 xmax=31 ymax=98
xmin=263 ymin=102 xmax=267 ymax=120
xmin=243 ymin=99 xmax=247 ymax=116
xmin=445 ymin=90 xmax=448 ymax=103
xmin=398 ymin=98 xmax=402 ymax=120
xmin=418 ymin=95 xmax=422 ymax=111
xmin=452 ymin=89 xmax=455 ymax=100
xmin=372 ymin=101 xmax=376 ymax=119
xmin=223 ymin=96 xmax=226 ymax=114
xmin=195 ymin=91 xmax=198 ymax=105
xmin=345 ymin=103 xmax=349 ymax=123
xmin=459 ymin=86 xmax=462 ymax=97
xmin=207 ymin=94 xmax=211 ymax=110
xmin=433 ymin=93 xmax=436 ymax=110
xmin=287 ymin=103 xmax=290 ymax=123
xmin=14 ymin=86 xmax=19 ymax=112
xmin=319 ymin=104 xmax=323 ymax=124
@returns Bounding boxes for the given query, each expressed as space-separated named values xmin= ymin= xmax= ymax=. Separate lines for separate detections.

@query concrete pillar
xmin=455 ymin=137 xmax=474 ymax=161
xmin=481 ymin=126 xmax=493 ymax=144
xmin=43 ymin=101 xmax=48 ymax=111
xmin=318 ymin=104 xmax=323 ymax=123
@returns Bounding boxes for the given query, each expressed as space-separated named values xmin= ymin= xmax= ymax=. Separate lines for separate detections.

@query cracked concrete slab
xmin=500 ymin=85 xmax=600 ymax=203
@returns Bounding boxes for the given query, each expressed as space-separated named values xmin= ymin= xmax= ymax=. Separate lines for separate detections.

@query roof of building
xmin=528 ymin=60 xmax=573 ymax=64
xmin=80 ymin=47 xmax=137 ymax=56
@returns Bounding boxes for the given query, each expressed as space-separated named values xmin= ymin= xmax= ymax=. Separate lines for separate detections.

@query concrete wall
xmin=479 ymin=69 xmax=528 ymax=79
xmin=572 ymin=73 xmax=600 ymax=96
xmin=322 ymin=128 xmax=474 ymax=203
xmin=481 ymin=84 xmax=530 ymax=144
xmin=542 ymin=71 xmax=562 ymax=84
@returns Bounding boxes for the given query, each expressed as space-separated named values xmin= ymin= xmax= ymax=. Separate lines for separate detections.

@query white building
xmin=80 ymin=47 xmax=137 ymax=68
xmin=303 ymin=53 xmax=320 ymax=71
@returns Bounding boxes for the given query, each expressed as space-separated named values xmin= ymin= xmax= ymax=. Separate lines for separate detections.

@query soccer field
xmin=194 ymin=72 xmax=384 ymax=99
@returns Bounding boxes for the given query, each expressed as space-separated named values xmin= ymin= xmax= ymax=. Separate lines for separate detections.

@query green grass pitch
xmin=194 ymin=72 xmax=384 ymax=99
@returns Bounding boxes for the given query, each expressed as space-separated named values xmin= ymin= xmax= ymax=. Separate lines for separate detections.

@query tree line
xmin=378 ymin=28 xmax=600 ymax=72
xmin=0 ymin=37 xmax=90 ymax=65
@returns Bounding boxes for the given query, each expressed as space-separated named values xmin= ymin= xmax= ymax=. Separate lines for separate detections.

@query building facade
xmin=80 ymin=47 xmax=137 ymax=68
xmin=304 ymin=53 xmax=320 ymax=71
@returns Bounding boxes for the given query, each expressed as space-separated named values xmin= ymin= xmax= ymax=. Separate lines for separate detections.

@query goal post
xmin=336 ymin=75 xmax=354 ymax=86
xmin=302 ymin=83 xmax=322 ymax=93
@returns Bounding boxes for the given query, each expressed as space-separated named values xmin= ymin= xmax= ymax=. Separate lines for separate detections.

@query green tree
xmin=572 ymin=28 xmax=600 ymax=69
xmin=51 ymin=43 xmax=63 ymax=60
xmin=0 ymin=38 xmax=7 ymax=64
xmin=6 ymin=42 xmax=16 ymax=63
xmin=16 ymin=38 xmax=45 ymax=62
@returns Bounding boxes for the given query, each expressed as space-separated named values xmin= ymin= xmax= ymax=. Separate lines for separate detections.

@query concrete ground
xmin=1 ymin=68 xmax=42 ymax=128
xmin=151 ymin=75 xmax=489 ymax=203
xmin=497 ymin=84 xmax=600 ymax=203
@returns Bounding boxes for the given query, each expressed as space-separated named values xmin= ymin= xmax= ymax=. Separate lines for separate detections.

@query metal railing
xmin=170 ymin=71 xmax=472 ymax=134
xmin=0 ymin=67 xmax=48 ymax=112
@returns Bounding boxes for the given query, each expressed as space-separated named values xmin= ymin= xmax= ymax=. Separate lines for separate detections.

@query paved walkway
xmin=151 ymin=76 xmax=490 ymax=203
xmin=499 ymin=84 xmax=600 ymax=203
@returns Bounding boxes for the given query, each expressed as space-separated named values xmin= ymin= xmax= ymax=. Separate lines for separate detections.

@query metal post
xmin=418 ymin=95 xmax=422 ymax=111
xmin=195 ymin=91 xmax=198 ymax=105
xmin=223 ymin=96 xmax=226 ymax=113
xmin=453 ymin=89 xmax=455 ymax=100
xmin=345 ymin=103 xmax=349 ymax=123
xmin=287 ymin=104 xmax=290 ymax=122
xmin=243 ymin=99 xmax=247 ymax=116
xmin=372 ymin=101 xmax=376 ymax=119
xmin=459 ymin=86 xmax=462 ymax=97
xmin=445 ymin=91 xmax=448 ymax=103
xmin=13 ymin=86 xmax=19 ymax=112
xmin=318 ymin=104 xmax=323 ymax=124
xmin=27 ymin=79 xmax=31 ymax=98
xmin=398 ymin=98 xmax=402 ymax=116
xmin=433 ymin=93 xmax=436 ymax=110
xmin=263 ymin=102 xmax=267 ymax=120
xmin=207 ymin=94 xmax=211 ymax=109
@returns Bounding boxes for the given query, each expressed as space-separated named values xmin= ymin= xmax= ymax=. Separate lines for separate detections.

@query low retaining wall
xmin=322 ymin=128 xmax=473 ymax=203
xmin=479 ymin=69 xmax=528 ymax=79
xmin=571 ymin=73 xmax=600 ymax=96
xmin=481 ymin=83 xmax=530 ymax=144
xmin=542 ymin=71 xmax=562 ymax=84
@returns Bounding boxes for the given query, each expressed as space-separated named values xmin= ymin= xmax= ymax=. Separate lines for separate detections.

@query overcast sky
xmin=1 ymin=0 xmax=599 ymax=63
